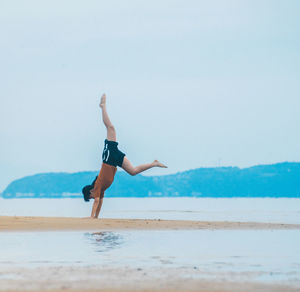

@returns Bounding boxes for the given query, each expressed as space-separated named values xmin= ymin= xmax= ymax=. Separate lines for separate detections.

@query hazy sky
xmin=1 ymin=0 xmax=299 ymax=191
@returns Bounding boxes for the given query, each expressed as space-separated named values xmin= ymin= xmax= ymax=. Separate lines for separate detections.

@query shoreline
xmin=1 ymin=216 xmax=300 ymax=231
xmin=1 ymin=216 xmax=299 ymax=292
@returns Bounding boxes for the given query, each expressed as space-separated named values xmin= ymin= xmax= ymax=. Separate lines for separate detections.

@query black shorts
xmin=102 ymin=139 xmax=126 ymax=167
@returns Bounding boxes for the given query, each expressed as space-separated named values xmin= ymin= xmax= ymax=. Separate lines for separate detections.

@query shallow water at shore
xmin=0 ymin=197 xmax=300 ymax=223
xmin=0 ymin=229 xmax=299 ymax=285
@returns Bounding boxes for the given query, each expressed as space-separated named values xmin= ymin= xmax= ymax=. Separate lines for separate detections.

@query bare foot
xmin=153 ymin=160 xmax=168 ymax=168
xmin=99 ymin=93 xmax=106 ymax=108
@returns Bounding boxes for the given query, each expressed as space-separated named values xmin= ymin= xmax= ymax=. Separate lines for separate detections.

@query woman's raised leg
xmin=100 ymin=94 xmax=116 ymax=142
xmin=122 ymin=156 xmax=167 ymax=176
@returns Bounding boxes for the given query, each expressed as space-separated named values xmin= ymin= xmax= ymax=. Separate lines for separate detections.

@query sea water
xmin=0 ymin=198 xmax=300 ymax=286
xmin=0 ymin=197 xmax=299 ymax=223
xmin=0 ymin=229 xmax=299 ymax=284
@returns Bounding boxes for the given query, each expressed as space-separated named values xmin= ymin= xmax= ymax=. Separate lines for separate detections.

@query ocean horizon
xmin=1 ymin=197 xmax=299 ymax=224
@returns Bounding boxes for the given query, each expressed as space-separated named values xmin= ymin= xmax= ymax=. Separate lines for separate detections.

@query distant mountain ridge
xmin=2 ymin=162 xmax=300 ymax=198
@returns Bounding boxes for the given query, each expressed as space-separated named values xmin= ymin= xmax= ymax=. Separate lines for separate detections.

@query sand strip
xmin=1 ymin=265 xmax=299 ymax=292
xmin=0 ymin=216 xmax=299 ymax=231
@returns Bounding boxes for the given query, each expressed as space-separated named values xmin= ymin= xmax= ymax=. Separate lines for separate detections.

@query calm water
xmin=0 ymin=230 xmax=299 ymax=284
xmin=0 ymin=197 xmax=300 ymax=223
xmin=1 ymin=198 xmax=300 ymax=286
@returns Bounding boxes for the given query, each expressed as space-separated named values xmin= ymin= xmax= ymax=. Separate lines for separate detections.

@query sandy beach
xmin=1 ymin=216 xmax=300 ymax=231
xmin=1 ymin=216 xmax=300 ymax=292
xmin=1 ymin=265 xmax=300 ymax=292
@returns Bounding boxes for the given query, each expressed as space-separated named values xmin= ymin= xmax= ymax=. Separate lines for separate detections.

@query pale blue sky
xmin=0 ymin=0 xmax=299 ymax=191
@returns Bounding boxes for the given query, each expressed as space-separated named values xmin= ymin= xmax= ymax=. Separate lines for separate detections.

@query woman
xmin=82 ymin=94 xmax=167 ymax=218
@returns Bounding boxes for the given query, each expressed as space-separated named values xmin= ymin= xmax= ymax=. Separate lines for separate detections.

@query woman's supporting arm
xmin=91 ymin=197 xmax=100 ymax=218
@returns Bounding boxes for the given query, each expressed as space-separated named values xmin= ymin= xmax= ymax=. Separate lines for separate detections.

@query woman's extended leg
xmin=122 ymin=156 xmax=167 ymax=176
xmin=100 ymin=94 xmax=116 ymax=142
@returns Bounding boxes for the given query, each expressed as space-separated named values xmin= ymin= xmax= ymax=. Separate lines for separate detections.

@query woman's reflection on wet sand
xmin=85 ymin=232 xmax=124 ymax=252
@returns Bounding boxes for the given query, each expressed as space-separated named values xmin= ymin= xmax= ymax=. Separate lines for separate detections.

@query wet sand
xmin=1 ymin=216 xmax=300 ymax=292
xmin=1 ymin=216 xmax=300 ymax=231
xmin=1 ymin=265 xmax=300 ymax=292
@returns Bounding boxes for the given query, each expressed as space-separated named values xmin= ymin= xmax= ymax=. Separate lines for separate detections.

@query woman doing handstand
xmin=82 ymin=94 xmax=167 ymax=218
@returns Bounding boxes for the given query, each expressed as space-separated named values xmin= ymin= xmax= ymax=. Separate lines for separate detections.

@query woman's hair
xmin=82 ymin=176 xmax=98 ymax=202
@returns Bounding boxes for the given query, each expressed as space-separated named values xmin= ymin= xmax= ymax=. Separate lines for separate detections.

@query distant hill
xmin=2 ymin=162 xmax=300 ymax=198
